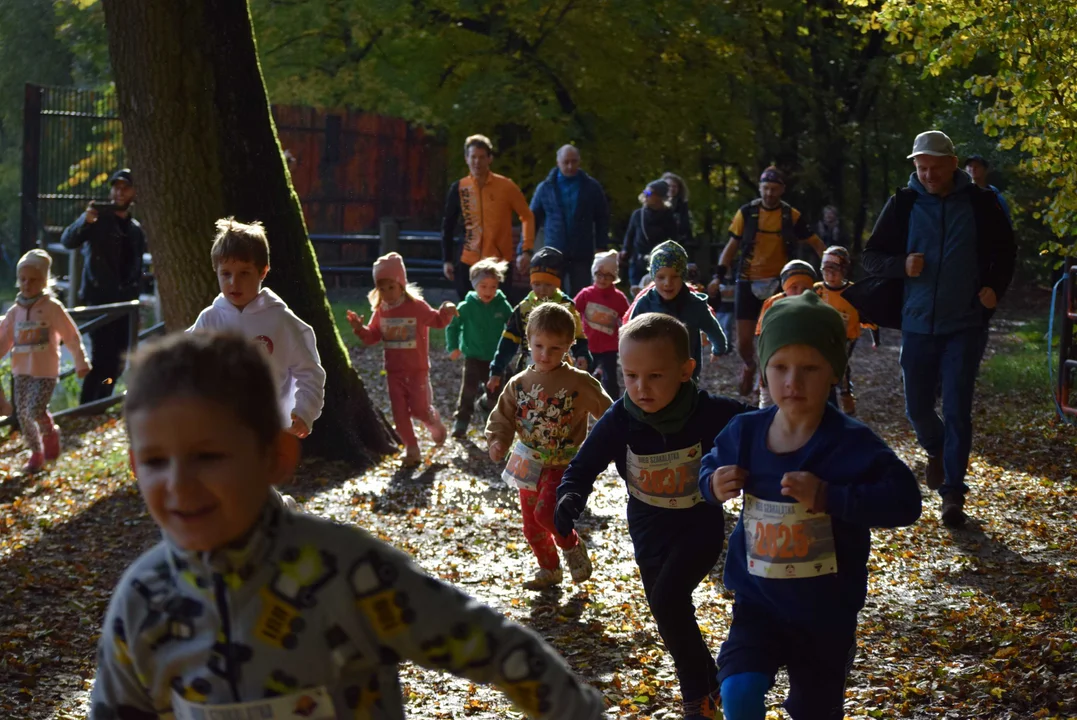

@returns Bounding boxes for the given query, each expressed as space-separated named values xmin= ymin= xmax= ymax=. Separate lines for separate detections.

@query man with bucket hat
xmin=859 ymin=131 xmax=1015 ymax=528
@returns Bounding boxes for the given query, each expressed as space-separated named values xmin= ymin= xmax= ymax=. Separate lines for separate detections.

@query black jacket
xmin=623 ymin=206 xmax=678 ymax=263
xmin=60 ymin=211 xmax=146 ymax=304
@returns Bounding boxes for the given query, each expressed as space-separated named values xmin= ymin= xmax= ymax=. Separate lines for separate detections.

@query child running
xmin=573 ymin=249 xmax=630 ymax=399
xmin=700 ymin=291 xmax=921 ymax=720
xmin=555 ymin=313 xmax=749 ymax=719
xmin=624 ymin=240 xmax=728 ymax=379
xmin=814 ymin=245 xmax=867 ymax=415
xmin=89 ymin=331 xmax=604 ymax=720
xmin=445 ymin=257 xmax=513 ymax=438
xmin=754 ymin=260 xmax=818 ymax=408
xmin=190 ymin=218 xmax=325 ymax=439
xmin=0 ymin=249 xmax=90 ymax=473
xmin=486 ymin=303 xmax=611 ymax=590
xmin=488 ymin=246 xmax=591 ymax=394
xmin=348 ymin=252 xmax=457 ymax=466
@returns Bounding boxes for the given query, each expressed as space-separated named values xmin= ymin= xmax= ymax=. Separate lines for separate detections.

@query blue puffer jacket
xmin=529 ymin=168 xmax=610 ymax=260
xmin=902 ymin=170 xmax=982 ymax=335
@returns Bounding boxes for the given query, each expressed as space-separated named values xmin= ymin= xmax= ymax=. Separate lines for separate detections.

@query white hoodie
xmin=189 ymin=288 xmax=326 ymax=429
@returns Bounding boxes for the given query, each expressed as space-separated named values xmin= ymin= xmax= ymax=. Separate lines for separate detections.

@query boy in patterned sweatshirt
xmin=90 ymin=331 xmax=605 ymax=720
xmin=486 ymin=303 xmax=612 ymax=590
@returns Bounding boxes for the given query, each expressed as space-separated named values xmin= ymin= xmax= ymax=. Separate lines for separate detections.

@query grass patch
xmin=980 ymin=315 xmax=1058 ymax=405
xmin=328 ymin=299 xmax=447 ymax=351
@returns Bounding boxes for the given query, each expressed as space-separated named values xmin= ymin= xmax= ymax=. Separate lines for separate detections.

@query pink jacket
xmin=353 ymin=297 xmax=455 ymax=375
xmin=0 ymin=293 xmax=89 ymax=378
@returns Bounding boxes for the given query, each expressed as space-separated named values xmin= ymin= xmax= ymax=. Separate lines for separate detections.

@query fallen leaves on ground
xmin=1 ymin=290 xmax=1074 ymax=719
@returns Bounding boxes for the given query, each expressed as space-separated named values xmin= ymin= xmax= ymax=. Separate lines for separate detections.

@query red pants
xmin=387 ymin=371 xmax=439 ymax=448
xmin=519 ymin=467 xmax=579 ymax=570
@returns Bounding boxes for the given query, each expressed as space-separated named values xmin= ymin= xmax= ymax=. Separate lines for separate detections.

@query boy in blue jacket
xmin=699 ymin=292 xmax=921 ymax=720
xmin=624 ymin=241 xmax=728 ymax=379
xmin=555 ymin=313 xmax=749 ymax=719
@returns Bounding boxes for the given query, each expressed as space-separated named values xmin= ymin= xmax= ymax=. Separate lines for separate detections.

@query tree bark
xmin=101 ymin=0 xmax=396 ymax=464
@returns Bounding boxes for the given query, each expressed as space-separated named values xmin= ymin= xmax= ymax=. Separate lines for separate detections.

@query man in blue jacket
xmin=529 ymin=145 xmax=610 ymax=297
xmin=863 ymin=131 xmax=1015 ymax=528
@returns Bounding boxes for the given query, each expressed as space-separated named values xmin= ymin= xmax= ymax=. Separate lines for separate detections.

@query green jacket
xmin=445 ymin=290 xmax=513 ymax=361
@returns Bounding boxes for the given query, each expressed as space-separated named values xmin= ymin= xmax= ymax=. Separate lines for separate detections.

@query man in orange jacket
xmin=441 ymin=134 xmax=535 ymax=301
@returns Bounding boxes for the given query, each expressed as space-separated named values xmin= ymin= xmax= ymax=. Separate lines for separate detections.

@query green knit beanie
xmin=758 ymin=291 xmax=847 ymax=387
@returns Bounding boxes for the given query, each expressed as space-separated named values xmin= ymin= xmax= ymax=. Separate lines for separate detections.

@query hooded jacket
xmin=189 ymin=288 xmax=325 ymax=429
xmin=625 ymin=286 xmax=729 ymax=375
xmin=0 ymin=291 xmax=89 ymax=378
xmin=90 ymin=496 xmax=604 ymax=720
xmin=529 ymin=168 xmax=610 ymax=260
xmin=445 ymin=290 xmax=513 ymax=362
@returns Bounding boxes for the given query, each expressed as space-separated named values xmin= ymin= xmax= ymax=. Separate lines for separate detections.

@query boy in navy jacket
xmin=555 ymin=313 xmax=749 ymax=719
xmin=699 ymin=292 xmax=921 ymax=720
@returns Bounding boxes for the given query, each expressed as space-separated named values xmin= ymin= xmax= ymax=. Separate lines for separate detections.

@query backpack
xmin=738 ymin=199 xmax=796 ymax=278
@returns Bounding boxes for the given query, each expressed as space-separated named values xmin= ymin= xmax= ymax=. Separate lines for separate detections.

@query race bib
xmin=584 ymin=302 xmax=619 ymax=336
xmin=502 ymin=441 xmax=544 ymax=490
xmin=626 ymin=444 xmax=704 ymax=509
xmin=381 ymin=317 xmax=417 ymax=349
xmin=743 ymin=494 xmax=837 ymax=579
xmin=171 ymin=686 xmax=336 ymax=720
xmin=13 ymin=320 xmax=48 ymax=353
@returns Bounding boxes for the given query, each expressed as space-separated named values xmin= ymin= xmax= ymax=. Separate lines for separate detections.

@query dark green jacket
xmin=445 ymin=290 xmax=513 ymax=361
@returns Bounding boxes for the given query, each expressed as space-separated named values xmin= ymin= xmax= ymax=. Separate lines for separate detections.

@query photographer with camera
xmin=60 ymin=168 xmax=147 ymax=404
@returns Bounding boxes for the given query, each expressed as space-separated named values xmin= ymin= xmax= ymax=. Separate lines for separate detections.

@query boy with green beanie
xmin=699 ymin=291 xmax=921 ymax=720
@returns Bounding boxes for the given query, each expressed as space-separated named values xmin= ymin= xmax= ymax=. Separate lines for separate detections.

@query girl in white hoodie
xmin=0 ymin=250 xmax=90 ymax=473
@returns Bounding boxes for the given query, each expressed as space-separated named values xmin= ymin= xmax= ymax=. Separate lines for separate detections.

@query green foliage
xmin=868 ymin=0 xmax=1077 ymax=257
xmin=980 ymin=317 xmax=1056 ymax=405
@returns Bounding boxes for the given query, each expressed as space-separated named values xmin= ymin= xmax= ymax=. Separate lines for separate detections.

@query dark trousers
xmin=454 ymin=357 xmax=491 ymax=425
xmin=80 ymin=316 xmax=132 ymax=404
xmin=563 ymin=261 xmax=594 ymax=300
xmin=592 ymin=351 xmax=620 ymax=400
xmin=636 ymin=534 xmax=723 ymax=702
xmin=900 ymin=328 xmax=981 ymax=498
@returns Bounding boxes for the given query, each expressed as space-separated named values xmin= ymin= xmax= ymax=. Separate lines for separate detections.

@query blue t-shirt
xmin=699 ymin=406 xmax=921 ymax=628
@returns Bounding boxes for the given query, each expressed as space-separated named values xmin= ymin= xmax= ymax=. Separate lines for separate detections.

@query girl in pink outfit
xmin=0 ymin=250 xmax=90 ymax=473
xmin=347 ymin=252 xmax=458 ymax=466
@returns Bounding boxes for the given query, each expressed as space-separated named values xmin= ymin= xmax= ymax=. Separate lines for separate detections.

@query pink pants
xmin=519 ymin=467 xmax=580 ymax=570
xmin=387 ymin=371 xmax=439 ymax=448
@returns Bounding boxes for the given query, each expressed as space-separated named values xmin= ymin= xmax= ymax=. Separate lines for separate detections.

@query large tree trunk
xmin=101 ymin=0 xmax=396 ymax=464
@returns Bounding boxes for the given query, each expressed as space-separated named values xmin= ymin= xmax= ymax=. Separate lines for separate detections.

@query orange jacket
xmin=443 ymin=173 xmax=534 ymax=266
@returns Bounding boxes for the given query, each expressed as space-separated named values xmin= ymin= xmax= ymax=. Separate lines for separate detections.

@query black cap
xmin=109 ymin=168 xmax=134 ymax=186
xmin=962 ymin=155 xmax=989 ymax=169
xmin=529 ymin=246 xmax=565 ymax=280
xmin=645 ymin=179 xmax=670 ymax=199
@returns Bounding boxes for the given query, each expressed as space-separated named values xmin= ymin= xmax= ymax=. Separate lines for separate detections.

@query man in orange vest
xmin=441 ymin=134 xmax=535 ymax=301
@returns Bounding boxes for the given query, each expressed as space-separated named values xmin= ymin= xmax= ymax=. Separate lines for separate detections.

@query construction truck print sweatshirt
xmin=90 ymin=497 xmax=605 ymax=720
xmin=189 ymin=288 xmax=326 ymax=430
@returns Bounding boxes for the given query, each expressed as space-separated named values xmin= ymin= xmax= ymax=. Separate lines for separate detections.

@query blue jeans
xmin=900 ymin=328 xmax=982 ymax=498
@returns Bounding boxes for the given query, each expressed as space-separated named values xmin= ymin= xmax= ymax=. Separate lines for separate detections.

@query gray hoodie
xmin=90 ymin=498 xmax=604 ymax=720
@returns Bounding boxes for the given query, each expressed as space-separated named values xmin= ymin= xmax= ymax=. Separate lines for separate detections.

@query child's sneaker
xmin=43 ymin=427 xmax=61 ymax=461
xmin=451 ymin=418 xmax=469 ymax=439
xmin=523 ymin=567 xmax=563 ymax=590
xmin=402 ymin=445 xmax=422 ymax=467
xmin=840 ymin=391 xmax=857 ymax=416
xmin=562 ymin=540 xmax=593 ymax=583
xmin=429 ymin=415 xmax=447 ymax=445
xmin=682 ymin=691 xmax=720 ymax=719
xmin=22 ymin=452 xmax=45 ymax=474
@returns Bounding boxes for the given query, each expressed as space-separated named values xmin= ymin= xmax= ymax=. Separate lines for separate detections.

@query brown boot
xmin=840 ymin=391 xmax=857 ymax=416
xmin=925 ymin=455 xmax=944 ymax=490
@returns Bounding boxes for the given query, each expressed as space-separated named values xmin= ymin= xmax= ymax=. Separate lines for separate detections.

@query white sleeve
xmin=285 ymin=313 xmax=326 ymax=428
xmin=187 ymin=305 xmax=219 ymax=333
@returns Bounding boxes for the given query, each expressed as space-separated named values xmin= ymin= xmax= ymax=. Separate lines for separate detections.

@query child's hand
xmin=575 ymin=357 xmax=588 ymax=371
xmin=486 ymin=375 xmax=501 ymax=393
xmin=439 ymin=301 xmax=459 ymax=317
xmin=489 ymin=440 xmax=507 ymax=463
xmin=781 ymin=471 xmax=826 ymax=511
xmin=711 ymin=465 xmax=748 ymax=502
xmin=449 ymin=349 xmax=463 ymax=361
xmin=76 ymin=364 xmax=91 ymax=379
xmin=288 ymin=414 xmax=310 ymax=439
xmin=345 ymin=309 xmax=365 ymax=333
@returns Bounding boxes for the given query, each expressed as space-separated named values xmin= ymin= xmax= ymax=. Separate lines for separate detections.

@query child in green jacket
xmin=446 ymin=258 xmax=514 ymax=437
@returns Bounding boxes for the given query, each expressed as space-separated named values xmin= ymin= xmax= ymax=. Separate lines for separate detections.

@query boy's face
xmin=783 ymin=276 xmax=815 ymax=297
xmin=474 ymin=276 xmax=499 ymax=303
xmin=377 ymin=278 xmax=404 ymax=305
xmin=821 ymin=260 xmax=846 ymax=288
xmin=529 ymin=329 xmax=571 ymax=372
xmin=17 ymin=266 xmax=46 ymax=298
xmin=531 ymin=281 xmax=557 ymax=300
xmin=593 ymin=270 xmax=615 ymax=290
xmin=217 ymin=258 xmax=268 ymax=311
xmin=765 ymin=344 xmax=837 ymax=418
xmin=620 ymin=336 xmax=695 ymax=413
xmin=654 ymin=267 xmax=684 ymax=301
xmin=129 ymin=396 xmax=297 ymax=553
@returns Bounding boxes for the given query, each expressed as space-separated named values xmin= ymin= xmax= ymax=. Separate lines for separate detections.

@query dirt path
xmin=1 ymin=306 xmax=1074 ymax=719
